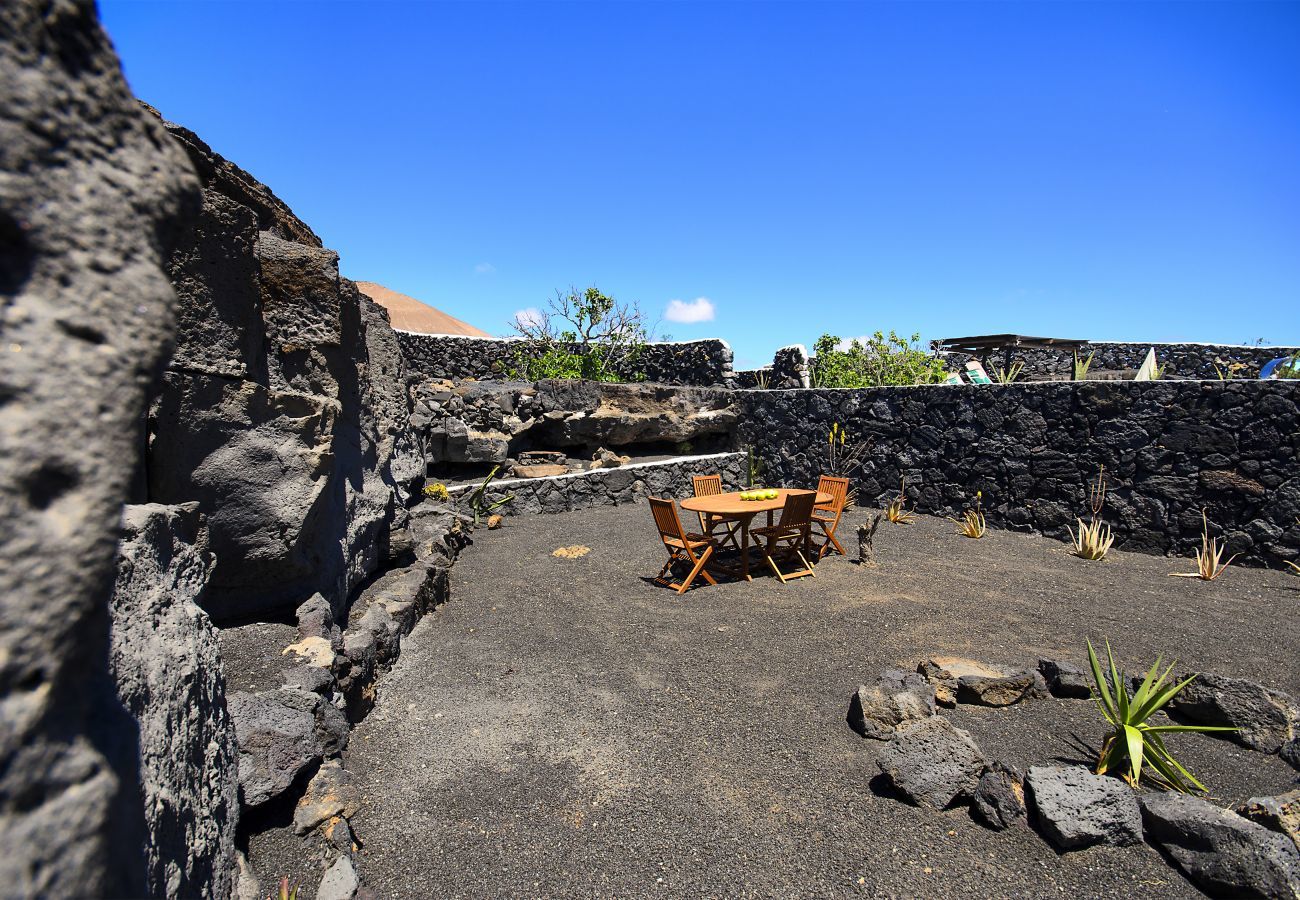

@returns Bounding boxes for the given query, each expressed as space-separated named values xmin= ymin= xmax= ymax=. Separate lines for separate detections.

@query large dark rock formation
xmin=145 ymin=113 xmax=423 ymax=622
xmin=417 ymin=379 xmax=738 ymax=464
xmin=0 ymin=1 xmax=200 ymax=894
xmin=110 ymin=504 xmax=239 ymax=898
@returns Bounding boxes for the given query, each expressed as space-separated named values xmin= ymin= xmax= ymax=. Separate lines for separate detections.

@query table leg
xmin=741 ymin=518 xmax=752 ymax=581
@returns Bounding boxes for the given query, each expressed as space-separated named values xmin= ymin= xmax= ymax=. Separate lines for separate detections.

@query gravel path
xmin=342 ymin=505 xmax=1300 ymax=899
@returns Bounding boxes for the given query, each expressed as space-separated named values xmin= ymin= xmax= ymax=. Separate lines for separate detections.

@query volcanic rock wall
xmin=0 ymin=1 xmax=201 ymax=895
xmin=145 ymin=115 xmax=424 ymax=623
xmin=741 ymin=380 xmax=1300 ymax=568
xmin=110 ymin=504 xmax=238 ymax=899
xmin=397 ymin=331 xmax=737 ymax=387
xmin=416 ymin=378 xmax=739 ymax=464
xmin=937 ymin=341 xmax=1300 ymax=380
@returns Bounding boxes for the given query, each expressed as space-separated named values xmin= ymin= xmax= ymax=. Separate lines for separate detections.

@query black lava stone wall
xmin=739 ymin=380 xmax=1300 ymax=569
xmin=396 ymin=333 xmax=736 ymax=387
xmin=938 ymin=342 xmax=1300 ymax=380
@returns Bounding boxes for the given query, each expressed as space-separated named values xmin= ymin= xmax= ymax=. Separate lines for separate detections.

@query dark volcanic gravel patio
xmin=340 ymin=505 xmax=1300 ymax=899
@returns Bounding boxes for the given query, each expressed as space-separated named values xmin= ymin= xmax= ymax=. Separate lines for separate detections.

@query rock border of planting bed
xmin=848 ymin=655 xmax=1300 ymax=897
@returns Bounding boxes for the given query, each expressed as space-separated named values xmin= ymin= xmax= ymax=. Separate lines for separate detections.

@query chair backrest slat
xmin=649 ymin=496 xmax=686 ymax=542
xmin=777 ymin=491 xmax=818 ymax=528
xmin=816 ymin=475 xmax=851 ymax=511
xmin=692 ymin=474 xmax=723 ymax=497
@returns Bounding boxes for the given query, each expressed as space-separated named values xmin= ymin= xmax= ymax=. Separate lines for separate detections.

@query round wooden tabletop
xmin=679 ymin=488 xmax=832 ymax=517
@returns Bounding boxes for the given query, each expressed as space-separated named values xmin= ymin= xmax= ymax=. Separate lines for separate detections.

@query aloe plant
xmin=883 ymin=477 xmax=915 ymax=524
xmin=1069 ymin=517 xmax=1115 ymax=560
xmin=1088 ymin=640 xmax=1236 ymax=793
xmin=465 ymin=464 xmax=515 ymax=525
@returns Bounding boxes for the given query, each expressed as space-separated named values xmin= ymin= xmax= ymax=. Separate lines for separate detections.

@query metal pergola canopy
xmin=934 ymin=334 xmax=1089 ymax=355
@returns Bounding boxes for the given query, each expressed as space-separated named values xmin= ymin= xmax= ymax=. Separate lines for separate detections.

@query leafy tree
xmin=810 ymin=331 xmax=947 ymax=388
xmin=509 ymin=286 xmax=649 ymax=382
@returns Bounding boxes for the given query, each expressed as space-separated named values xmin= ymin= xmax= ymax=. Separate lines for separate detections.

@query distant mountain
xmin=355 ymin=281 xmax=491 ymax=337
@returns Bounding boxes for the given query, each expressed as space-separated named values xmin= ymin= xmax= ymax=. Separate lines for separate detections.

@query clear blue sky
xmin=100 ymin=0 xmax=1300 ymax=368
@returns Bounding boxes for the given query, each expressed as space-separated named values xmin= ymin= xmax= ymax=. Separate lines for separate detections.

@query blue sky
xmin=100 ymin=1 xmax=1300 ymax=369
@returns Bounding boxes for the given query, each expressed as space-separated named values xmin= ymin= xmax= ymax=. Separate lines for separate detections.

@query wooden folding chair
xmin=649 ymin=497 xmax=719 ymax=594
xmin=751 ymin=492 xmax=818 ymax=583
xmin=812 ymin=475 xmax=851 ymax=559
xmin=691 ymin=474 xmax=742 ymax=554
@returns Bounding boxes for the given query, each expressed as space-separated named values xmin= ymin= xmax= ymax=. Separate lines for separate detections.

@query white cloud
xmin=836 ymin=336 xmax=871 ymax=351
xmin=664 ymin=297 xmax=715 ymax=324
xmin=474 ymin=262 xmax=495 ymax=275
xmin=513 ymin=307 xmax=544 ymax=330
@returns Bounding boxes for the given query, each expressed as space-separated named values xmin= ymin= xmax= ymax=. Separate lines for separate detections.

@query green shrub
xmin=810 ymin=331 xmax=947 ymax=388
xmin=509 ymin=286 xmax=648 ymax=382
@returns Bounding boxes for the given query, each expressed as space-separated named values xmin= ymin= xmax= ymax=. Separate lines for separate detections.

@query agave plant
xmin=1088 ymin=640 xmax=1235 ymax=793
xmin=883 ymin=477 xmax=915 ymax=524
xmin=1073 ymin=350 xmax=1095 ymax=381
xmin=1069 ymin=517 xmax=1115 ymax=560
xmin=465 ymin=464 xmax=515 ymax=525
xmin=1169 ymin=510 xmax=1238 ymax=580
xmin=993 ymin=362 xmax=1024 ymax=384
xmin=950 ymin=491 xmax=986 ymax=538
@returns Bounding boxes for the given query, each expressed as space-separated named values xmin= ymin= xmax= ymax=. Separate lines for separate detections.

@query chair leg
xmin=765 ymin=551 xmax=787 ymax=584
xmin=654 ymin=552 xmax=680 ymax=588
xmin=796 ymin=548 xmax=816 ymax=577
xmin=815 ymin=521 xmax=846 ymax=559
xmin=679 ymin=545 xmax=715 ymax=594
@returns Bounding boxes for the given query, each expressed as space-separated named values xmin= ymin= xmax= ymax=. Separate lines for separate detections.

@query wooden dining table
xmin=680 ymin=488 xmax=832 ymax=581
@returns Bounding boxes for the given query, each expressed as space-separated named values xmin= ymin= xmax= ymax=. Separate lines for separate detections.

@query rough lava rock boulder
xmin=848 ymin=669 xmax=936 ymax=740
xmin=227 ymin=688 xmax=329 ymax=808
xmin=145 ymin=112 xmax=422 ymax=622
xmin=316 ymin=854 xmax=360 ymax=900
xmin=1284 ymin=738 xmax=1300 ymax=772
xmin=1170 ymin=672 xmax=1300 ymax=754
xmin=293 ymin=760 xmax=361 ymax=836
xmin=1037 ymin=658 xmax=1092 ymax=699
xmin=1025 ymin=766 xmax=1142 ymax=850
xmin=917 ymin=657 xmax=1042 ymax=707
xmin=876 ymin=716 xmax=987 ymax=809
xmin=971 ymin=762 xmax=1026 ymax=831
xmin=1237 ymin=791 xmax=1300 ymax=853
xmin=1142 ymin=791 xmax=1300 ymax=898
xmin=0 ymin=1 xmax=200 ymax=894
xmin=956 ymin=670 xmax=1047 ymax=707
xmin=110 ymin=504 xmax=239 ymax=899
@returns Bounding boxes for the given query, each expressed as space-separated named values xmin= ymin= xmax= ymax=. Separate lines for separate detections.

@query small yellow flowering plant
xmin=951 ymin=490 xmax=987 ymax=538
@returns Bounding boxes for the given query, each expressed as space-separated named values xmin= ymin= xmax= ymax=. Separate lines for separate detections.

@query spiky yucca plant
xmin=1070 ymin=517 xmax=1115 ymax=560
xmin=1073 ymin=350 xmax=1095 ymax=381
xmin=1169 ymin=510 xmax=1237 ymax=580
xmin=1068 ymin=467 xmax=1113 ymax=560
xmin=883 ymin=477 xmax=915 ymax=524
xmin=994 ymin=362 xmax=1024 ymax=384
xmin=951 ymin=491 xmax=986 ymax=537
xmin=1088 ymin=640 xmax=1235 ymax=793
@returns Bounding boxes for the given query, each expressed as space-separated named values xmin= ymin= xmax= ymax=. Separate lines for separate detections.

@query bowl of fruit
xmin=739 ymin=488 xmax=779 ymax=502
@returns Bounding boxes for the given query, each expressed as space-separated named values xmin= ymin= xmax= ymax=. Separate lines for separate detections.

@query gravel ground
xmin=270 ymin=505 xmax=1299 ymax=898
xmin=219 ymin=620 xmax=298 ymax=695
